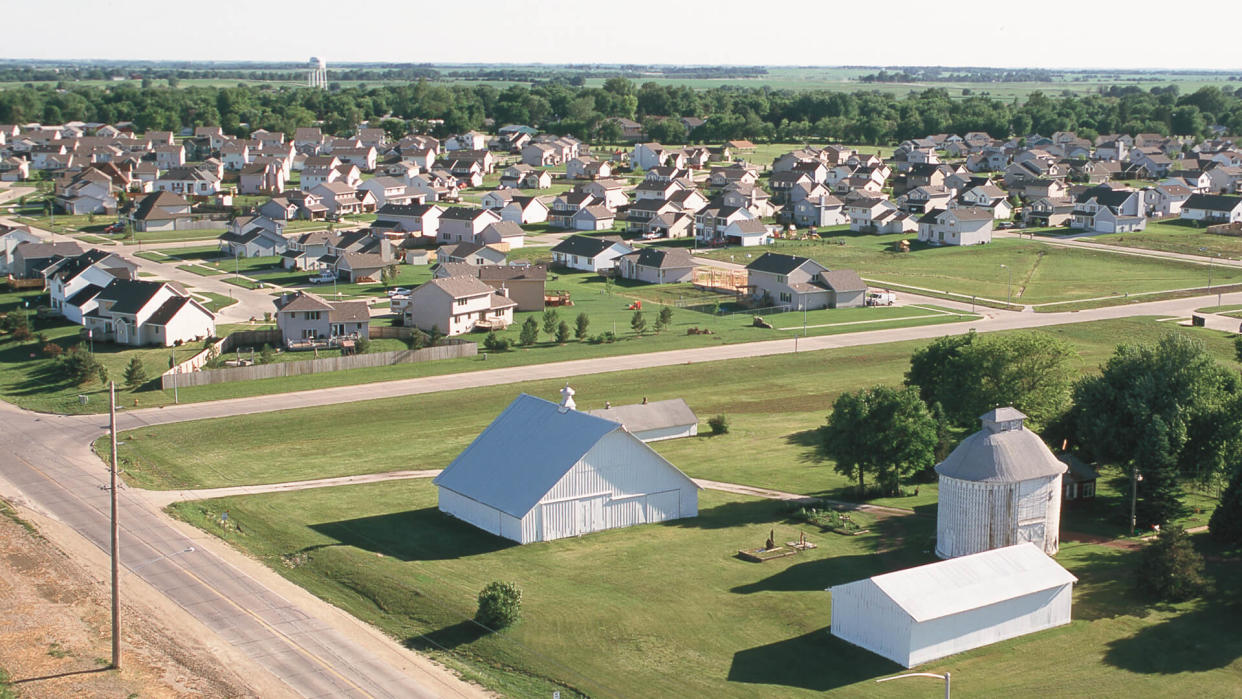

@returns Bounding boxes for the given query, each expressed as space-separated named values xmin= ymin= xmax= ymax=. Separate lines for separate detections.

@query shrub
xmin=58 ymin=346 xmax=101 ymax=386
xmin=1136 ymin=525 xmax=1206 ymax=602
xmin=708 ymin=414 xmax=729 ymax=435
xmin=11 ymin=323 xmax=32 ymax=342
xmin=603 ymin=330 xmax=616 ymax=343
xmin=483 ymin=331 xmax=511 ymax=352
xmin=123 ymin=357 xmax=148 ymax=389
xmin=354 ymin=336 xmax=372 ymax=354
xmin=41 ymin=342 xmax=63 ymax=358
xmin=259 ymin=343 xmax=275 ymax=363
xmin=519 ymin=316 xmax=539 ymax=346
xmin=407 ymin=329 xmax=427 ymax=350
xmin=656 ymin=306 xmax=673 ymax=332
xmin=555 ymin=320 xmax=570 ymax=344
xmin=476 ymin=581 xmax=522 ymax=629
xmin=574 ymin=312 xmax=590 ymax=341
xmin=630 ymin=310 xmax=646 ymax=335
xmin=542 ymin=309 xmax=560 ymax=336
xmin=96 ymin=365 xmax=108 ymax=386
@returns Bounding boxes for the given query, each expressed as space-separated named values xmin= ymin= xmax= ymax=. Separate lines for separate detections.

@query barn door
xmin=575 ymin=496 xmax=606 ymax=534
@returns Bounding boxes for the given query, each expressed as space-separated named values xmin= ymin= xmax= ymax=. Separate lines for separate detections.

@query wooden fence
xmin=161 ymin=339 xmax=475 ymax=389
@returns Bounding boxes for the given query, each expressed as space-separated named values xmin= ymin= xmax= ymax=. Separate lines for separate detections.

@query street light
xmin=877 ymin=671 xmax=951 ymax=699
xmin=999 ymin=264 xmax=1013 ymax=308
xmin=1199 ymin=247 xmax=1222 ymax=301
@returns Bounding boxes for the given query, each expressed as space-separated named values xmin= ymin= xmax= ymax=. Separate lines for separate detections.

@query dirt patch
xmin=0 ymin=500 xmax=258 ymax=698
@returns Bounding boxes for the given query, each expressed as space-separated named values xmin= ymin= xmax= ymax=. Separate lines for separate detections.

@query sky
xmin=4 ymin=0 xmax=1242 ymax=71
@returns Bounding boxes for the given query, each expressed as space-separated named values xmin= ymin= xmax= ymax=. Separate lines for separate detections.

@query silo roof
xmin=935 ymin=425 xmax=1067 ymax=483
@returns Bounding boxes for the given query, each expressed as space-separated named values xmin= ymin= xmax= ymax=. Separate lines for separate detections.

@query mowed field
xmin=698 ymin=234 xmax=1242 ymax=306
xmin=130 ymin=316 xmax=1242 ymax=697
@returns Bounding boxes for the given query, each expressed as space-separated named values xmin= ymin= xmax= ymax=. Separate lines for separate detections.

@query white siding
xmin=438 ymin=487 xmax=504 ymax=537
xmin=633 ymin=424 xmax=698 ymax=442
xmin=906 ymin=585 xmax=1073 ymax=667
xmin=937 ymin=475 xmax=1062 ymax=558
xmin=830 ymin=579 xmax=913 ymax=666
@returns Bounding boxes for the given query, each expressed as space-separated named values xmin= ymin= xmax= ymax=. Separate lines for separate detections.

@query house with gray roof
xmin=616 ymin=247 xmax=697 ymax=284
xmin=549 ymin=235 xmax=634 ymax=272
xmin=82 ymin=278 xmax=214 ymax=347
xmin=434 ymin=388 xmax=699 ymax=543
xmin=405 ymin=275 xmax=517 ymax=336
xmin=745 ymin=252 xmax=866 ymax=309
xmin=916 ymin=207 xmax=995 ymax=246
xmin=274 ymin=291 xmax=370 ymax=348
xmin=586 ymin=398 xmax=698 ymax=442
xmin=1181 ymin=193 xmax=1242 ymax=223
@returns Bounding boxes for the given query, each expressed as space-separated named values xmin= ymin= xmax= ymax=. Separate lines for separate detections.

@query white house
xmin=586 ymin=398 xmax=698 ymax=442
xmin=936 ymin=408 xmax=1066 ymax=559
xmin=916 ymin=207 xmax=994 ymax=246
xmin=1181 ymin=193 xmax=1242 ymax=223
xmin=81 ymin=279 xmax=215 ymax=347
xmin=404 ymin=275 xmax=516 ymax=336
xmin=549 ymin=235 xmax=634 ymax=272
xmin=829 ymin=543 xmax=1077 ymax=668
xmin=433 ymin=389 xmax=700 ymax=544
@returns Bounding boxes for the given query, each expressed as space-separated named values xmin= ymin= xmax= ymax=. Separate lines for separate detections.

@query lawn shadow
xmin=405 ymin=619 xmax=490 ymax=652
xmin=1060 ymin=545 xmax=1152 ymax=621
xmin=1103 ymin=601 xmax=1242 ymax=673
xmin=309 ymin=507 xmax=514 ymax=561
xmin=783 ymin=428 xmax=826 ymax=465
xmin=668 ymin=497 xmax=801 ymax=531
xmin=730 ymin=552 xmax=898 ymax=594
xmin=728 ymin=627 xmax=900 ymax=692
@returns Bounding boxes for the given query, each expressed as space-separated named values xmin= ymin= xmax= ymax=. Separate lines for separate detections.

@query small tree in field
xmin=556 ymin=320 xmax=570 ymax=344
xmin=259 ymin=343 xmax=276 ymax=363
xmin=476 ymin=581 xmax=522 ymax=629
xmin=1136 ymin=525 xmax=1206 ymax=602
xmin=520 ymin=316 xmax=539 ymax=346
xmin=708 ymin=414 xmax=729 ymax=435
xmin=574 ymin=312 xmax=590 ymax=341
xmin=123 ymin=357 xmax=148 ymax=389
xmin=542 ymin=309 xmax=560 ymax=336
xmin=630 ymin=310 xmax=646 ymax=335
xmin=656 ymin=306 xmax=673 ymax=332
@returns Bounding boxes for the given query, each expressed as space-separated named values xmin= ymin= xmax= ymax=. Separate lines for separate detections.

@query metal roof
xmin=841 ymin=543 xmax=1076 ymax=623
xmin=433 ymin=394 xmax=623 ymax=517
xmin=935 ymin=413 xmax=1067 ymax=483
xmin=586 ymin=398 xmax=697 ymax=433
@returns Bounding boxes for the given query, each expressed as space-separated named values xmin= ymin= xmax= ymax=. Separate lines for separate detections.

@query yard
xmin=1089 ymin=220 xmax=1242 ymax=261
xmin=166 ymin=477 xmax=1242 ymax=698
xmin=696 ymin=233 xmax=1242 ymax=306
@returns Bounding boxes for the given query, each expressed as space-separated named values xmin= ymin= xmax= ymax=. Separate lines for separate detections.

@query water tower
xmin=308 ymin=57 xmax=327 ymax=89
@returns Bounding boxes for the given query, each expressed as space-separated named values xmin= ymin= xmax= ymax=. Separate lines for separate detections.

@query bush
xmin=58 ymin=346 xmax=101 ymax=386
xmin=708 ymin=414 xmax=729 ymax=435
xmin=519 ymin=316 xmax=539 ymax=346
xmin=123 ymin=356 xmax=148 ymax=389
xmin=476 ymin=581 xmax=522 ymax=629
xmin=555 ymin=320 xmax=570 ymax=344
xmin=656 ymin=306 xmax=673 ymax=332
xmin=542 ymin=309 xmax=560 ymax=336
xmin=354 ymin=336 xmax=372 ymax=354
xmin=574 ymin=312 xmax=590 ymax=341
xmin=1208 ymin=468 xmax=1242 ymax=546
xmin=1136 ymin=525 xmax=1206 ymax=602
xmin=407 ymin=329 xmax=427 ymax=350
xmin=259 ymin=343 xmax=276 ymax=363
xmin=483 ymin=331 xmax=511 ymax=352
xmin=41 ymin=342 xmax=63 ymax=358
xmin=630 ymin=309 xmax=646 ymax=335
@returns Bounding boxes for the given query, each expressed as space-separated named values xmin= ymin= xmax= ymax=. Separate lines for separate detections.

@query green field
xmin=698 ymin=234 xmax=1242 ymax=306
xmin=1090 ymin=220 xmax=1242 ymax=261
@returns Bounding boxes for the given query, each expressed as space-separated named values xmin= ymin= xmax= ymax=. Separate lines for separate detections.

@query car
xmin=103 ymin=222 xmax=125 ymax=234
xmin=309 ymin=271 xmax=336 ymax=284
xmin=387 ymin=287 xmax=412 ymax=297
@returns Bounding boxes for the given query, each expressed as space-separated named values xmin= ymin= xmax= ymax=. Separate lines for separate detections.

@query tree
xmin=821 ymin=385 xmax=939 ymax=496
xmin=1071 ymin=333 xmax=1241 ymax=528
xmin=519 ymin=316 xmax=539 ymax=346
xmin=476 ymin=581 xmax=522 ymax=629
xmin=259 ymin=343 xmax=275 ymax=364
xmin=905 ymin=330 xmax=1076 ymax=431
xmin=656 ymin=306 xmax=673 ymax=333
xmin=541 ymin=309 xmax=560 ymax=336
xmin=555 ymin=320 xmax=570 ymax=344
xmin=58 ymin=346 xmax=101 ymax=386
xmin=123 ymin=357 xmax=148 ymax=389
xmin=483 ymin=331 xmax=510 ymax=352
xmin=708 ymin=414 xmax=729 ymax=435
xmin=630 ymin=310 xmax=646 ymax=335
xmin=1135 ymin=525 xmax=1206 ymax=602
xmin=1209 ymin=467 xmax=1242 ymax=546
xmin=354 ymin=336 xmax=372 ymax=354
xmin=574 ymin=312 xmax=590 ymax=341
xmin=380 ymin=264 xmax=398 ymax=290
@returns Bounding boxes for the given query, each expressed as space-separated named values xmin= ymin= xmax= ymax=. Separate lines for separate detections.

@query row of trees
xmin=822 ymin=330 xmax=1242 ymax=541
xmin=4 ymin=79 xmax=1242 ymax=145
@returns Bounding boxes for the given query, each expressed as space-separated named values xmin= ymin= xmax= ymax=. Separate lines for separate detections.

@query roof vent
xmin=980 ymin=406 xmax=1026 ymax=434
xmin=558 ymin=383 xmax=576 ymax=413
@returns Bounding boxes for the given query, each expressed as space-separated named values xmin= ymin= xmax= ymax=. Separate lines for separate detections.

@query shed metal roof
xmin=586 ymin=398 xmax=697 ymax=433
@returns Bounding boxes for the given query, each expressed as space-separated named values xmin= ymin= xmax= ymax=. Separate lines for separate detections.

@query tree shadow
xmin=404 ymin=620 xmax=490 ymax=652
xmin=783 ymin=428 xmax=826 ymax=465
xmin=309 ymin=507 xmax=514 ymax=561
xmin=1060 ymin=546 xmax=1153 ymax=621
xmin=1103 ymin=601 xmax=1242 ymax=673
xmin=728 ymin=628 xmax=900 ymax=692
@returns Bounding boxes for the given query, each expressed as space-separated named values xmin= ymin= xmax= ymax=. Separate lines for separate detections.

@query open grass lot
xmin=112 ymin=316 xmax=1241 ymax=495
xmin=193 ymin=291 xmax=237 ymax=314
xmin=698 ymin=234 xmax=1242 ymax=306
xmin=167 ymin=477 xmax=1242 ymax=698
xmin=1089 ymin=220 xmax=1242 ymax=261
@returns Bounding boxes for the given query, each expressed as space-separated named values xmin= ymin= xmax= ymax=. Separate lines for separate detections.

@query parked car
xmin=309 ymin=271 xmax=336 ymax=284
xmin=103 ymin=222 xmax=125 ymax=234
xmin=387 ymin=287 xmax=412 ymax=297
xmin=866 ymin=291 xmax=896 ymax=306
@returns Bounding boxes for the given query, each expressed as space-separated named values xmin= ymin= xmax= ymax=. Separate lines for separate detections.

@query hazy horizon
xmin=4 ymin=0 xmax=1242 ymax=72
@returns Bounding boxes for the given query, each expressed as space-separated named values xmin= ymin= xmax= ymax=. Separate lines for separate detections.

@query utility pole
xmin=1000 ymin=264 xmax=1012 ymax=308
xmin=170 ymin=350 xmax=179 ymax=404
xmin=109 ymin=381 xmax=121 ymax=670
xmin=1130 ymin=465 xmax=1140 ymax=537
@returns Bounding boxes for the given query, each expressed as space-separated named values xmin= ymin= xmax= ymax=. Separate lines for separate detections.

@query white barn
xmin=586 ymin=398 xmax=698 ymax=442
xmin=935 ymin=408 xmax=1067 ymax=559
xmin=433 ymin=388 xmax=700 ymax=544
xmin=830 ymin=543 xmax=1076 ymax=668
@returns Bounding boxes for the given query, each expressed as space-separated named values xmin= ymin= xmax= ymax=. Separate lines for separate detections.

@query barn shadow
xmin=405 ymin=620 xmax=489 ymax=652
xmin=309 ymin=507 xmax=514 ymax=561
xmin=1103 ymin=601 xmax=1242 ymax=673
xmin=730 ymin=553 xmax=895 ymax=594
xmin=668 ymin=496 xmax=798 ymax=530
xmin=728 ymin=627 xmax=900 ymax=692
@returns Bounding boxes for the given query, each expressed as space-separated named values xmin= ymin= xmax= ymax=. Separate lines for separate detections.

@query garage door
xmin=645 ymin=490 xmax=681 ymax=523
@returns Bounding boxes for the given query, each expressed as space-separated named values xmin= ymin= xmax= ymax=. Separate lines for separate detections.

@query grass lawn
xmin=1090 ymin=220 xmax=1242 ymax=260
xmin=176 ymin=263 xmax=226 ymax=277
xmin=128 ymin=229 xmax=225 ymax=244
xmin=697 ymin=234 xmax=1242 ymax=306
xmin=133 ymin=250 xmax=172 ymax=263
xmin=221 ymin=276 xmax=263 ymax=290
xmin=167 ymin=478 xmax=1242 ymax=698
xmin=194 ymin=291 xmax=238 ymax=313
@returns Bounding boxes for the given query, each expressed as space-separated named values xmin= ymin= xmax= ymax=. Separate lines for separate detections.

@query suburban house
xmin=273 ymin=292 xmax=370 ymax=347
xmin=475 ymin=264 xmax=548 ymax=311
xmin=572 ymin=205 xmax=616 ymax=231
xmin=10 ymin=241 xmax=83 ymax=279
xmin=0 ymin=225 xmax=43 ymax=275
xmin=219 ymin=218 xmax=289 ymax=258
xmin=501 ymin=196 xmax=549 ymax=225
xmin=45 ymin=250 xmax=138 ymax=323
xmin=721 ymin=219 xmax=772 ymax=247
xmin=916 ymin=207 xmax=995 ymax=246
xmin=585 ymin=398 xmax=698 ymax=442
xmin=374 ymin=202 xmax=443 ymax=239
xmin=437 ymin=242 xmax=508 ymax=266
xmin=848 ymin=198 xmax=916 ymax=234
xmin=1071 ymin=188 xmax=1146 ymax=233
xmin=745 ymin=252 xmax=866 ymax=309
xmin=1181 ymin=193 xmax=1242 ymax=223
xmin=616 ymin=247 xmax=697 ymax=284
xmin=128 ymin=191 xmax=193 ymax=232
xmin=81 ymin=279 xmax=215 ymax=347
xmin=152 ymin=166 xmax=221 ymax=197
xmin=791 ymin=194 xmax=847 ymax=227
xmin=437 ymin=206 xmax=503 ymax=244
xmin=550 ymin=235 xmax=634 ymax=272
xmin=433 ymin=389 xmax=700 ymax=544
xmin=405 ymin=275 xmax=517 ymax=335
xmin=239 ymin=160 xmax=286 ymax=195
xmin=478 ymin=221 xmax=526 ymax=248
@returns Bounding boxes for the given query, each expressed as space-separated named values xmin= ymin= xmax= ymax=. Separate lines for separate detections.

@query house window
xmin=779 ymin=292 xmax=792 ymax=303
xmin=456 ymin=298 xmax=468 ymax=307
xmin=776 ymin=275 xmax=785 ymax=283
xmin=304 ymin=311 xmax=321 ymax=320
xmin=1082 ymin=482 xmax=1096 ymax=498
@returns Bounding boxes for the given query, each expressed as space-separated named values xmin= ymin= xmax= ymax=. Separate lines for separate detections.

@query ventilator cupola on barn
xmin=934 ymin=407 xmax=1067 ymax=558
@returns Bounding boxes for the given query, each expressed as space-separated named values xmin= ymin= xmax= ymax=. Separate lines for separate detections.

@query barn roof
xmin=842 ymin=543 xmax=1077 ymax=623
xmin=935 ymin=412 xmax=1067 ymax=483
xmin=433 ymin=394 xmax=624 ymax=517
xmin=586 ymin=398 xmax=697 ymax=433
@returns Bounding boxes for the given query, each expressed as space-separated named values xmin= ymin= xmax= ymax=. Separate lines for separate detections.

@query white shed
xmin=586 ymin=398 xmax=698 ymax=442
xmin=935 ymin=408 xmax=1067 ymax=559
xmin=829 ymin=543 xmax=1076 ymax=668
xmin=433 ymin=389 xmax=700 ymax=544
